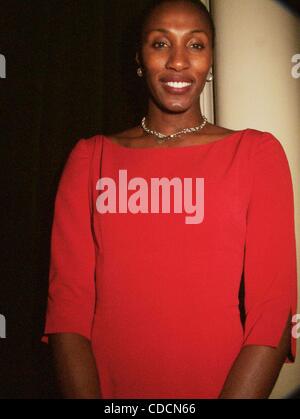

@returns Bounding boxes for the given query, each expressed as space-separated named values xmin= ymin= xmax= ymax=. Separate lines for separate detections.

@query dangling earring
xmin=206 ymin=72 xmax=214 ymax=83
xmin=137 ymin=67 xmax=143 ymax=78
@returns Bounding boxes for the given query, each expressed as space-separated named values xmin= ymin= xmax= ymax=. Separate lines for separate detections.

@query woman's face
xmin=140 ymin=1 xmax=213 ymax=114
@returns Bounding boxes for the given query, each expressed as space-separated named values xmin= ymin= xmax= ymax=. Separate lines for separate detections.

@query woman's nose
xmin=166 ymin=47 xmax=190 ymax=71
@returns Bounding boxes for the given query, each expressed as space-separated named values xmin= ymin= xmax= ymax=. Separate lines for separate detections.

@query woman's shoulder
xmin=111 ymin=126 xmax=142 ymax=139
xmin=207 ymin=125 xmax=276 ymax=142
xmin=102 ymin=126 xmax=146 ymax=147
xmin=209 ymin=124 xmax=279 ymax=140
xmin=77 ymin=127 xmax=142 ymax=149
xmin=204 ymin=124 xmax=236 ymax=137
xmin=241 ymin=128 xmax=285 ymax=153
xmin=213 ymin=126 xmax=284 ymax=151
xmin=206 ymin=126 xmax=287 ymax=160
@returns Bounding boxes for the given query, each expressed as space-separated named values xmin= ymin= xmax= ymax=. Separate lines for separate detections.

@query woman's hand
xmin=50 ymin=333 xmax=101 ymax=399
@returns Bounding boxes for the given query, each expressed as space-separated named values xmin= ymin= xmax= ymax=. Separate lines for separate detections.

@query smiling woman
xmin=42 ymin=0 xmax=298 ymax=400
xmin=135 ymin=0 xmax=214 ymax=119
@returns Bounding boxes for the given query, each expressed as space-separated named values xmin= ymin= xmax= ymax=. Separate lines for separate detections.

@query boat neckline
xmin=102 ymin=129 xmax=248 ymax=151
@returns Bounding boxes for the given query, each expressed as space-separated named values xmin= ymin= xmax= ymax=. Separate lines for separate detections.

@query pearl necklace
xmin=141 ymin=116 xmax=208 ymax=144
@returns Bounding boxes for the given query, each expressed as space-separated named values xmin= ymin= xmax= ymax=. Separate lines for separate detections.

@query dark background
xmin=0 ymin=0 xmax=149 ymax=399
xmin=0 ymin=0 xmax=299 ymax=399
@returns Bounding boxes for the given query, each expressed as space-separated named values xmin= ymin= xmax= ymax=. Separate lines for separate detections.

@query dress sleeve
xmin=41 ymin=139 xmax=96 ymax=343
xmin=242 ymin=132 xmax=298 ymax=363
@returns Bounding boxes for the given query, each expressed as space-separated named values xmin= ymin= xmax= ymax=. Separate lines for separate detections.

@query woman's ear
xmin=135 ymin=52 xmax=141 ymax=66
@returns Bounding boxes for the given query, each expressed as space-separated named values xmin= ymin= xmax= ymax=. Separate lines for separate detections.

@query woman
xmin=42 ymin=0 xmax=297 ymax=399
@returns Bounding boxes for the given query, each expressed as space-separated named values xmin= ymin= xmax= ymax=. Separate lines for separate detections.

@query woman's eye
xmin=152 ymin=41 xmax=168 ymax=49
xmin=190 ymin=43 xmax=204 ymax=50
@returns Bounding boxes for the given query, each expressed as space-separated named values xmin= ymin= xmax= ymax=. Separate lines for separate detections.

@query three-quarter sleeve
xmin=42 ymin=139 xmax=96 ymax=343
xmin=242 ymin=132 xmax=298 ymax=362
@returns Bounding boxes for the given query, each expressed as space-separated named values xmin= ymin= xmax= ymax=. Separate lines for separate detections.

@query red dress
xmin=42 ymin=129 xmax=297 ymax=399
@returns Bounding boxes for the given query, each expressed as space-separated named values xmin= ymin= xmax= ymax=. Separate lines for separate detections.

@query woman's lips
xmin=161 ymin=81 xmax=193 ymax=95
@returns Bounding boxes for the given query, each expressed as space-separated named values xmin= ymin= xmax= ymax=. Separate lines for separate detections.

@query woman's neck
xmin=146 ymin=104 xmax=204 ymax=136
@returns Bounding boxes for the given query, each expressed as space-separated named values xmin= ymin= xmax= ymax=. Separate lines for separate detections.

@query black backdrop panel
xmin=1 ymin=0 xmax=149 ymax=399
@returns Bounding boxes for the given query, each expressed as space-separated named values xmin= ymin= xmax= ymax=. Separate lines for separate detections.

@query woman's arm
xmin=221 ymin=134 xmax=297 ymax=399
xmin=43 ymin=139 xmax=100 ymax=398
xmin=50 ymin=333 xmax=101 ymax=399
xmin=219 ymin=317 xmax=291 ymax=399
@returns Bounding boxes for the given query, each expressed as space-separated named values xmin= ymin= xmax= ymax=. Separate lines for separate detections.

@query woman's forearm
xmin=219 ymin=319 xmax=291 ymax=399
xmin=50 ymin=333 xmax=101 ymax=399
xmin=219 ymin=345 xmax=285 ymax=399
